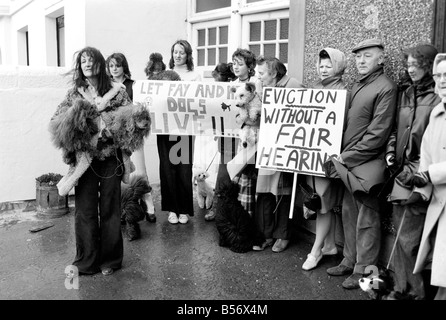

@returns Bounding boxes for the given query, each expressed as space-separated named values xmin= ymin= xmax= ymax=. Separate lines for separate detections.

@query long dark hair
xmin=106 ymin=52 xmax=132 ymax=79
xmin=72 ymin=47 xmax=112 ymax=97
xmin=169 ymin=40 xmax=194 ymax=71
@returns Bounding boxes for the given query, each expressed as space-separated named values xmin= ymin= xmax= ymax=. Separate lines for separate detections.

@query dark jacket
xmin=387 ymin=77 xmax=439 ymax=168
xmin=340 ymin=66 xmax=397 ymax=192
xmin=342 ymin=66 xmax=397 ymax=168
xmin=385 ymin=76 xmax=440 ymax=203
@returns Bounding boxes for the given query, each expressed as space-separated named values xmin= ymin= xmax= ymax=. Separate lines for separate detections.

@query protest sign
xmin=256 ymin=88 xmax=347 ymax=177
xmin=133 ymin=80 xmax=241 ymax=137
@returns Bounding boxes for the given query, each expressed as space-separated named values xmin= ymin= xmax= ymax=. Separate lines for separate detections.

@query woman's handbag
xmin=298 ymin=176 xmax=321 ymax=215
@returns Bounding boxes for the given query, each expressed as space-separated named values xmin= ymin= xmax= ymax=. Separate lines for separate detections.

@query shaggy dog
xmin=49 ymin=98 xmax=100 ymax=166
xmin=193 ymin=169 xmax=214 ymax=210
xmin=49 ymin=99 xmax=151 ymax=196
xmin=231 ymin=82 xmax=262 ymax=148
xmin=106 ymin=103 xmax=151 ymax=155
xmin=121 ymin=175 xmax=152 ymax=241
xmin=215 ymin=182 xmax=264 ymax=253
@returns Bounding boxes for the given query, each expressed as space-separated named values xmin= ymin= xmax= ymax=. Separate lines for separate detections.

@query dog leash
xmin=386 ymin=209 xmax=406 ymax=270
xmin=205 ymin=151 xmax=219 ymax=173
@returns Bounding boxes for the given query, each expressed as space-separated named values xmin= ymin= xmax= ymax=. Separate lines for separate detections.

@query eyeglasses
xmin=433 ymin=73 xmax=446 ymax=81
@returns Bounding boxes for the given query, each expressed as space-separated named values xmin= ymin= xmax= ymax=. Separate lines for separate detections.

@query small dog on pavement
xmin=193 ymin=169 xmax=214 ymax=210
xmin=121 ymin=175 xmax=152 ymax=241
xmin=359 ymin=268 xmax=394 ymax=300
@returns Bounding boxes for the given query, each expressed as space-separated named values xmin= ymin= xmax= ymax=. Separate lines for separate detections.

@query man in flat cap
xmin=325 ymin=38 xmax=398 ymax=289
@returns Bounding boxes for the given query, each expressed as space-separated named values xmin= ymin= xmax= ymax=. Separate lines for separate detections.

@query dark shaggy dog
xmin=49 ymin=99 xmax=152 ymax=196
xmin=121 ymin=175 xmax=152 ymax=241
xmin=215 ymin=182 xmax=264 ymax=253
xmin=49 ymin=98 xmax=100 ymax=165
xmin=106 ymin=103 xmax=151 ymax=155
xmin=50 ymin=99 xmax=151 ymax=162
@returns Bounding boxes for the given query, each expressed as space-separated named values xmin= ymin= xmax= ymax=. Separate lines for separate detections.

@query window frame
xmin=241 ymin=10 xmax=290 ymax=64
xmin=188 ymin=0 xmax=290 ymax=79
xmin=191 ymin=18 xmax=231 ymax=78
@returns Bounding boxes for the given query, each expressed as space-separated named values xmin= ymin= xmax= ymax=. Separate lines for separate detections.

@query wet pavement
xmin=0 ymin=184 xmax=367 ymax=301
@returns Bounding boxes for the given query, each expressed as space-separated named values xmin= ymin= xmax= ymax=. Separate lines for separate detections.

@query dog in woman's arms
xmin=214 ymin=182 xmax=264 ymax=253
xmin=49 ymin=99 xmax=151 ymax=196
xmin=121 ymin=175 xmax=152 ymax=241
xmin=231 ymin=82 xmax=262 ymax=148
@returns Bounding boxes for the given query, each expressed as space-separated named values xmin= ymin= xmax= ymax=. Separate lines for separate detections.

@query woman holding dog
xmin=229 ymin=48 xmax=261 ymax=217
xmin=158 ymin=40 xmax=201 ymax=225
xmin=106 ymin=52 xmax=157 ymax=226
xmin=301 ymin=48 xmax=347 ymax=270
xmin=212 ymin=48 xmax=257 ymax=220
xmin=51 ymin=47 xmax=132 ymax=276
xmin=254 ymin=56 xmax=303 ymax=253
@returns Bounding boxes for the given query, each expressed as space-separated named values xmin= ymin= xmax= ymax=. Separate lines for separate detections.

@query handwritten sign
xmin=256 ymin=88 xmax=347 ymax=177
xmin=133 ymin=80 xmax=241 ymax=137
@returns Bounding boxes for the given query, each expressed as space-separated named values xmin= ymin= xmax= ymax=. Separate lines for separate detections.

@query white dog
xmin=231 ymin=82 xmax=262 ymax=148
xmin=193 ymin=169 xmax=214 ymax=210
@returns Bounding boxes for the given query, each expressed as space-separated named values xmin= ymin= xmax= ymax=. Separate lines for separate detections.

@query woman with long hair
xmin=51 ymin=47 xmax=132 ymax=275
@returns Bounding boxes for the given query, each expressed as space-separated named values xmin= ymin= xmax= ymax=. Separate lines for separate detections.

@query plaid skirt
xmin=236 ymin=164 xmax=258 ymax=216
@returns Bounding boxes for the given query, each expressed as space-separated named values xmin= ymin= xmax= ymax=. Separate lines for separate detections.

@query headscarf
xmin=316 ymin=47 xmax=347 ymax=78
xmin=433 ymin=53 xmax=446 ymax=101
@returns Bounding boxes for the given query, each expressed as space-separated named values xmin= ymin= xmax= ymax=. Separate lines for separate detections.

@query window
xmin=193 ymin=20 xmax=230 ymax=67
xmin=189 ymin=0 xmax=290 ymax=79
xmin=243 ymin=11 xmax=289 ymax=63
xmin=196 ymin=0 xmax=231 ymax=13
xmin=45 ymin=7 xmax=65 ymax=67
xmin=17 ymin=26 xmax=29 ymax=66
xmin=56 ymin=15 xmax=65 ymax=67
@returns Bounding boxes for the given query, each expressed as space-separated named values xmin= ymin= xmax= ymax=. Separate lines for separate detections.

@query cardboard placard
xmin=256 ymin=88 xmax=347 ymax=177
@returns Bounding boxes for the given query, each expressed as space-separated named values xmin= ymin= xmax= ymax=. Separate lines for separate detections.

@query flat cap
xmin=352 ymin=38 xmax=384 ymax=53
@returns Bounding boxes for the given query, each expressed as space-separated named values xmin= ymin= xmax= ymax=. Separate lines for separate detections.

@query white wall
xmin=63 ymin=0 xmax=86 ymax=68
xmin=0 ymin=66 xmax=70 ymax=203
xmin=0 ymin=16 xmax=10 ymax=64
xmin=85 ymin=0 xmax=188 ymax=80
